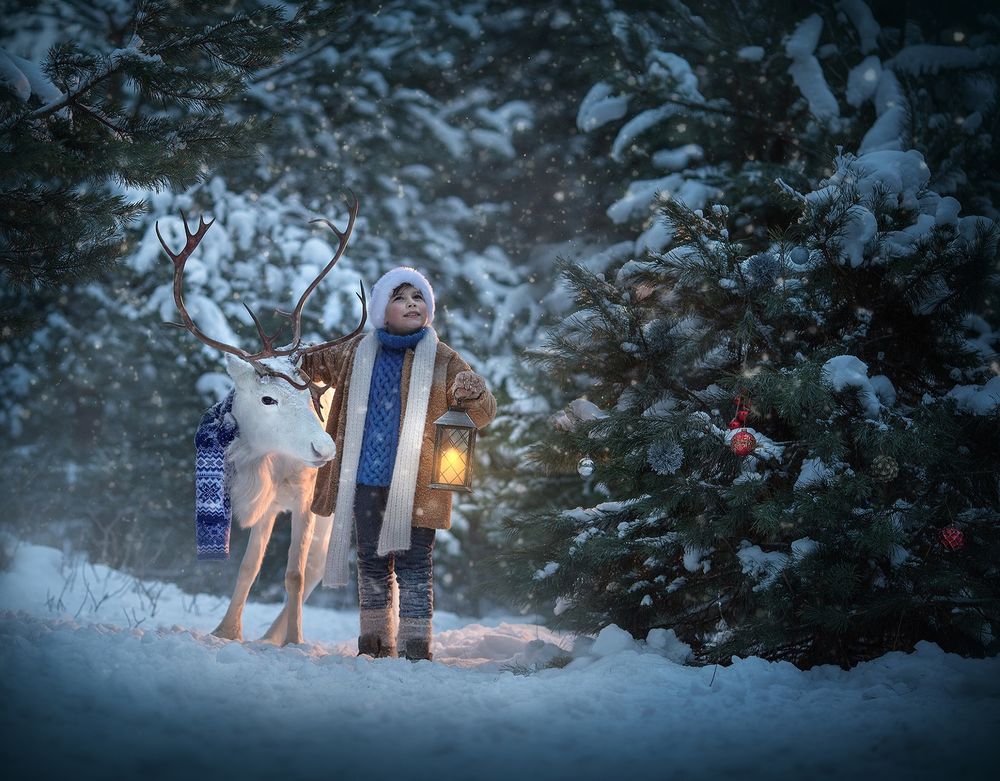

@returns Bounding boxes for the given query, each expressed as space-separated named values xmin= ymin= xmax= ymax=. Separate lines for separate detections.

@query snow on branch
xmin=784 ymin=14 xmax=839 ymax=123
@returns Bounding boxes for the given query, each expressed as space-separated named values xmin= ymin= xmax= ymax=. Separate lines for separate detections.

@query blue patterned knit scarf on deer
xmin=357 ymin=327 xmax=428 ymax=486
xmin=194 ymin=390 xmax=240 ymax=560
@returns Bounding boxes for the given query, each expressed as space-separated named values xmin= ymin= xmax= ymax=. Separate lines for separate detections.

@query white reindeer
xmin=156 ymin=199 xmax=365 ymax=646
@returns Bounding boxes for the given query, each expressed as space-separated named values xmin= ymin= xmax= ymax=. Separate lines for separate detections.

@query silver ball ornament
xmin=577 ymin=457 xmax=595 ymax=478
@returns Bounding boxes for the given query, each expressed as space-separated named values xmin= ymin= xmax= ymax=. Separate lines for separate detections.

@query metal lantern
xmin=429 ymin=406 xmax=478 ymax=492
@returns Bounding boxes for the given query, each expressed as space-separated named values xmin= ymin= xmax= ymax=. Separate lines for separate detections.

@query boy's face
xmin=383 ymin=283 xmax=428 ymax=335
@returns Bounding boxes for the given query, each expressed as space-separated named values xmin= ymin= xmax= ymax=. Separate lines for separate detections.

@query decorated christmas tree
xmin=501 ymin=147 xmax=998 ymax=667
xmin=495 ymin=1 xmax=999 ymax=667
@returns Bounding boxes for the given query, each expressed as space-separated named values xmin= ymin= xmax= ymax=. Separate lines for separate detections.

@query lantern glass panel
xmin=438 ymin=428 xmax=470 ymax=485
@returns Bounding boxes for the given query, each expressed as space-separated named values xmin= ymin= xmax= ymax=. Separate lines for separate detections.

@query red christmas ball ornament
xmin=730 ymin=430 xmax=757 ymax=457
xmin=727 ymin=420 xmax=741 ymax=430
xmin=940 ymin=526 xmax=964 ymax=551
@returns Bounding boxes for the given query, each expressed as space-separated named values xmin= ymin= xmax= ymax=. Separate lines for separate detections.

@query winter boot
xmin=357 ymin=608 xmax=395 ymax=658
xmin=357 ymin=633 xmax=393 ymax=658
xmin=398 ymin=616 xmax=433 ymax=661
xmin=402 ymin=637 xmax=433 ymax=661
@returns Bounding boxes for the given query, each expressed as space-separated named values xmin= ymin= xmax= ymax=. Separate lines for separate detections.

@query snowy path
xmin=1 ymin=541 xmax=998 ymax=780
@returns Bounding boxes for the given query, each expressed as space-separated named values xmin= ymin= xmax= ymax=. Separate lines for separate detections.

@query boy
xmin=303 ymin=267 xmax=496 ymax=661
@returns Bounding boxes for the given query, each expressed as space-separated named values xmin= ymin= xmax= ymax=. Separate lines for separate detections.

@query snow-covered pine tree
xmin=0 ymin=0 xmax=336 ymax=323
xmin=501 ymin=147 xmax=998 ymax=667
xmin=496 ymin=1 xmax=1000 ymax=666
xmin=0 ymin=0 xmax=339 ymax=593
xmin=489 ymin=1 xmax=906 ymax=598
xmin=689 ymin=151 xmax=996 ymax=666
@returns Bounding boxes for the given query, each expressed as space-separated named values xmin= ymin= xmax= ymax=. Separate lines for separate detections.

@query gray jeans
xmin=354 ymin=484 xmax=436 ymax=619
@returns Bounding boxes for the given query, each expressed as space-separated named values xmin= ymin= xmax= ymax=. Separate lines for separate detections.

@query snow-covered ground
xmin=1 ymin=540 xmax=997 ymax=781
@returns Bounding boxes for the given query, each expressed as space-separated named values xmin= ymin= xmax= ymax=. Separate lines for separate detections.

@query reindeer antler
xmin=156 ymin=211 xmax=254 ymax=361
xmin=155 ymin=194 xmax=368 ymax=419
xmin=283 ymin=191 xmax=364 ymax=351
xmin=272 ymin=192 xmax=368 ymax=360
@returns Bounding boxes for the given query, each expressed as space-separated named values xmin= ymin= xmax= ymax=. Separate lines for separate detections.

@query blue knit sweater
xmin=357 ymin=327 xmax=428 ymax=486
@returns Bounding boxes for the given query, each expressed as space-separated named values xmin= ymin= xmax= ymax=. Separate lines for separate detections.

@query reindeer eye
xmin=261 ymin=396 xmax=278 ymax=406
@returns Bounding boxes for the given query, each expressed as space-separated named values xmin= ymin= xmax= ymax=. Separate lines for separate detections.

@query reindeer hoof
xmin=212 ymin=625 xmax=243 ymax=641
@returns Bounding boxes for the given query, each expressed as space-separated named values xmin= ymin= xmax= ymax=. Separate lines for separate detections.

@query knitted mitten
xmin=358 ymin=608 xmax=396 ymax=658
xmin=398 ymin=616 xmax=433 ymax=661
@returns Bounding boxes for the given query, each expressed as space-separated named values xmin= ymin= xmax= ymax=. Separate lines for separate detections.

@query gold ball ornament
xmin=871 ymin=455 xmax=899 ymax=482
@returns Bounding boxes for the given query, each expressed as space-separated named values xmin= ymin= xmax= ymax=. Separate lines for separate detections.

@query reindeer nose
xmin=311 ymin=442 xmax=336 ymax=464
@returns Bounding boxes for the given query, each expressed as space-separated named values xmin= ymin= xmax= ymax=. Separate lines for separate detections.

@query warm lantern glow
xmin=439 ymin=446 xmax=468 ymax=485
xmin=430 ymin=406 xmax=478 ymax=492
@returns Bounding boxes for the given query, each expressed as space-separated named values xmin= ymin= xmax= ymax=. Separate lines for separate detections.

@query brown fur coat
xmin=302 ymin=331 xmax=496 ymax=529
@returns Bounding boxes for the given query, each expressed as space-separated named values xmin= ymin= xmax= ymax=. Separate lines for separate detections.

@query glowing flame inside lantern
xmin=439 ymin=446 xmax=468 ymax=485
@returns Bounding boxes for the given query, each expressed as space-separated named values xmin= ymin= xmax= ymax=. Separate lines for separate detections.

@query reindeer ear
xmin=224 ymin=354 xmax=255 ymax=383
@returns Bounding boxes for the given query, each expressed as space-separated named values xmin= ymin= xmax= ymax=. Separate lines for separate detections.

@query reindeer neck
xmin=226 ymin=440 xmax=311 ymax=482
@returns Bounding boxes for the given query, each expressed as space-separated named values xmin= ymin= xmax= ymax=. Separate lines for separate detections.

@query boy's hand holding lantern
xmin=451 ymin=370 xmax=486 ymax=404
xmin=433 ymin=371 xmax=487 ymax=492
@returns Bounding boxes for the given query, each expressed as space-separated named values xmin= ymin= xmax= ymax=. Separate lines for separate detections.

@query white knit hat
xmin=369 ymin=266 xmax=436 ymax=329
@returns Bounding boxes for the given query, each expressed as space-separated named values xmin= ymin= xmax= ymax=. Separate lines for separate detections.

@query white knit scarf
xmin=323 ymin=327 xmax=439 ymax=587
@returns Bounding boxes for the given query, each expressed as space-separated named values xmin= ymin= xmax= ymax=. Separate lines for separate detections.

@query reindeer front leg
xmin=282 ymin=500 xmax=316 ymax=646
xmin=261 ymin=511 xmax=332 ymax=645
xmin=212 ymin=511 xmax=278 ymax=641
